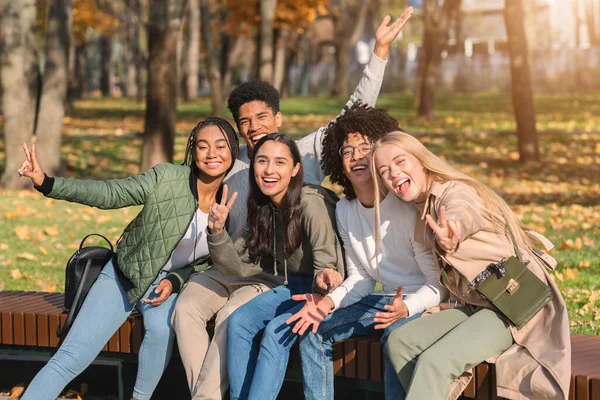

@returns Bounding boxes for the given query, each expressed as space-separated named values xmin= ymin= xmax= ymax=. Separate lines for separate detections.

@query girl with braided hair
xmin=18 ymin=117 xmax=239 ymax=400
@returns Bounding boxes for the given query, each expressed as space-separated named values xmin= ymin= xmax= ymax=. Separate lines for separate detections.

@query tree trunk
xmin=584 ymin=0 xmax=597 ymax=45
xmin=273 ymin=28 xmax=288 ymax=92
xmin=0 ymin=0 xmax=38 ymax=189
xmin=505 ymin=0 xmax=539 ymax=164
xmin=75 ymin=44 xmax=87 ymax=98
xmin=100 ymin=35 xmax=111 ymax=96
xmin=184 ymin=0 xmax=199 ymax=101
xmin=330 ymin=0 xmax=369 ymax=97
xmin=200 ymin=0 xmax=223 ymax=116
xmin=417 ymin=0 xmax=461 ymax=118
xmin=141 ymin=0 xmax=187 ymax=170
xmin=125 ymin=0 xmax=140 ymax=98
xmin=35 ymin=0 xmax=72 ymax=177
xmin=259 ymin=0 xmax=277 ymax=82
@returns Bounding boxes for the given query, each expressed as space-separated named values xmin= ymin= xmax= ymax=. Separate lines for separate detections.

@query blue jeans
xmin=22 ymin=259 xmax=178 ymax=400
xmin=227 ymin=275 xmax=313 ymax=400
xmin=299 ymin=294 xmax=422 ymax=400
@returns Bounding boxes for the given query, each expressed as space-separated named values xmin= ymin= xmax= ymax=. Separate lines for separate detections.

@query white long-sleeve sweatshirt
xmin=327 ymin=193 xmax=448 ymax=316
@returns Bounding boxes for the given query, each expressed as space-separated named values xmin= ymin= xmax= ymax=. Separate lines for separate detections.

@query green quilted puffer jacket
xmin=44 ymin=162 xmax=212 ymax=302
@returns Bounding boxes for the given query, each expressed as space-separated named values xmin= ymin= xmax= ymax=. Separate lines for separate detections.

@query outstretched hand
xmin=286 ymin=293 xmax=334 ymax=335
xmin=425 ymin=205 xmax=461 ymax=253
xmin=374 ymin=6 xmax=414 ymax=59
xmin=374 ymin=287 xmax=408 ymax=330
xmin=17 ymin=143 xmax=45 ymax=186
xmin=207 ymin=184 xmax=237 ymax=234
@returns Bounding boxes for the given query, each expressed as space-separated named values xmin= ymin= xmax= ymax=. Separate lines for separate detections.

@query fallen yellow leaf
xmin=14 ymin=225 xmax=31 ymax=240
xmin=578 ymin=260 xmax=591 ymax=268
xmin=43 ymin=226 xmax=60 ymax=236
xmin=9 ymin=383 xmax=25 ymax=399
xmin=16 ymin=252 xmax=38 ymax=261
xmin=96 ymin=215 xmax=112 ymax=224
xmin=10 ymin=269 xmax=22 ymax=280
xmin=564 ymin=268 xmax=579 ymax=281
xmin=39 ymin=247 xmax=49 ymax=256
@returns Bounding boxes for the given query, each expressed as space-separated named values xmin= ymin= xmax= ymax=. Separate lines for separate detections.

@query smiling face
xmin=374 ymin=143 xmax=429 ymax=203
xmin=193 ymin=125 xmax=233 ymax=178
xmin=237 ymin=101 xmax=283 ymax=153
xmin=341 ymin=133 xmax=373 ymax=190
xmin=253 ymin=140 xmax=300 ymax=206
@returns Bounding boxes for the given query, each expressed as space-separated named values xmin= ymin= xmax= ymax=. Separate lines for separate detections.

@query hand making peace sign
xmin=207 ymin=184 xmax=238 ymax=234
xmin=17 ymin=143 xmax=45 ymax=187
xmin=425 ymin=205 xmax=462 ymax=253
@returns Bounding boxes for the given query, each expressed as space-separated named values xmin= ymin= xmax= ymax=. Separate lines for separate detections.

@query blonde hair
xmin=370 ymin=132 xmax=531 ymax=263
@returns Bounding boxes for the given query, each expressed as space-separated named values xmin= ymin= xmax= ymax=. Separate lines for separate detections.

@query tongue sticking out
xmin=399 ymin=180 xmax=410 ymax=193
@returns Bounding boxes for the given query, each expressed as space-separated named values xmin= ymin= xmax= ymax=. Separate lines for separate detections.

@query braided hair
xmin=321 ymin=102 xmax=402 ymax=200
xmin=183 ymin=117 xmax=240 ymax=176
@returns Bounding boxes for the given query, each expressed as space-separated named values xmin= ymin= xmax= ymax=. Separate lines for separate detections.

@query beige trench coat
xmin=414 ymin=180 xmax=571 ymax=400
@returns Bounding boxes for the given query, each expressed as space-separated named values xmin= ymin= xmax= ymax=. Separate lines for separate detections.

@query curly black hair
xmin=227 ymin=80 xmax=280 ymax=125
xmin=183 ymin=116 xmax=240 ymax=176
xmin=321 ymin=102 xmax=402 ymax=200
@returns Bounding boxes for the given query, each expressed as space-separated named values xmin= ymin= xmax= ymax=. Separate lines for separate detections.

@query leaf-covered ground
xmin=0 ymin=93 xmax=599 ymax=335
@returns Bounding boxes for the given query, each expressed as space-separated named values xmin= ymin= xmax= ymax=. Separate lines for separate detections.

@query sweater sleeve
xmin=402 ymin=227 xmax=449 ymax=316
xmin=46 ymin=163 xmax=168 ymax=209
xmin=296 ymin=53 xmax=388 ymax=185
xmin=327 ymin=202 xmax=377 ymax=311
xmin=207 ymin=229 xmax=264 ymax=277
xmin=301 ymin=192 xmax=345 ymax=281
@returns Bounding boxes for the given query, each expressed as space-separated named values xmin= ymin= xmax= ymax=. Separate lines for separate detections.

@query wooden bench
xmin=2 ymin=291 xmax=600 ymax=399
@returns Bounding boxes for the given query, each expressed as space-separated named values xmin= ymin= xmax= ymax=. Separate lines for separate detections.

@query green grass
xmin=1 ymin=92 xmax=599 ymax=335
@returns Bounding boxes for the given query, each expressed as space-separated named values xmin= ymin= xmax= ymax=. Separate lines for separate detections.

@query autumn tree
xmin=141 ymin=0 xmax=187 ymax=170
xmin=69 ymin=0 xmax=118 ymax=101
xmin=416 ymin=0 xmax=461 ymax=118
xmin=259 ymin=0 xmax=277 ymax=82
xmin=183 ymin=0 xmax=200 ymax=101
xmin=35 ymin=0 xmax=73 ymax=177
xmin=0 ymin=0 xmax=38 ymax=189
xmin=329 ymin=0 xmax=369 ymax=96
xmin=505 ymin=0 xmax=539 ymax=164
xmin=124 ymin=0 xmax=144 ymax=99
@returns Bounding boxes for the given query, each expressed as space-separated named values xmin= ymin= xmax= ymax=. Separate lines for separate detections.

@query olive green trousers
xmin=385 ymin=307 xmax=513 ymax=400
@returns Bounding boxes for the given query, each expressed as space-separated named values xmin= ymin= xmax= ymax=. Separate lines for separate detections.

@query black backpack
xmin=58 ymin=233 xmax=115 ymax=337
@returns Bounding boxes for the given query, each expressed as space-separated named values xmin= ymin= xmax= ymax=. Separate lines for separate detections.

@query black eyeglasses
xmin=339 ymin=143 xmax=372 ymax=159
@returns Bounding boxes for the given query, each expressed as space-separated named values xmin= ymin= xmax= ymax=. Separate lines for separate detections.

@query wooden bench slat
xmin=37 ymin=313 xmax=49 ymax=347
xmin=119 ymin=320 xmax=132 ymax=353
xmin=475 ymin=363 xmax=491 ymax=400
xmin=49 ymin=314 xmax=61 ymax=347
xmin=1 ymin=311 xmax=13 ymax=344
xmin=25 ymin=313 xmax=37 ymax=346
xmin=369 ymin=341 xmax=382 ymax=382
xmin=357 ymin=337 xmax=371 ymax=380
xmin=344 ymin=339 xmax=357 ymax=378
xmin=332 ymin=341 xmax=344 ymax=376
xmin=463 ymin=367 xmax=477 ymax=398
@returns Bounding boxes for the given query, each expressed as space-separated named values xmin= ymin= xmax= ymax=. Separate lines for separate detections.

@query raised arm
xmin=19 ymin=143 xmax=162 ymax=209
xmin=299 ymin=7 xmax=413 ymax=184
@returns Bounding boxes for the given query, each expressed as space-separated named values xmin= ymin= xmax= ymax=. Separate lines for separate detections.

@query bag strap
xmin=79 ymin=233 xmax=113 ymax=252
xmin=57 ymin=257 xmax=93 ymax=337
xmin=502 ymin=214 xmax=524 ymax=263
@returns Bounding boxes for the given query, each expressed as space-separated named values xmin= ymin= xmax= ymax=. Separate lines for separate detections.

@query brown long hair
xmin=244 ymin=134 xmax=304 ymax=259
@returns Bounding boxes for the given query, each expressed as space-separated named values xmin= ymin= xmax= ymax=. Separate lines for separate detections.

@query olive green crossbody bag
xmin=440 ymin=221 xmax=553 ymax=330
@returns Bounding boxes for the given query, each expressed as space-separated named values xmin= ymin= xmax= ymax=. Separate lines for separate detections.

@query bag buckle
xmin=504 ymin=278 xmax=519 ymax=294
